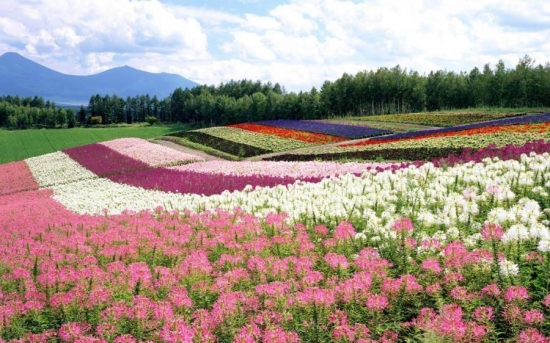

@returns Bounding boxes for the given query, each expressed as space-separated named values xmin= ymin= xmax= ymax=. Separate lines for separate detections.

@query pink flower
xmin=426 ymin=283 xmax=442 ymax=296
xmin=392 ymin=217 xmax=414 ymax=233
xmin=113 ymin=335 xmax=137 ymax=343
xmin=324 ymin=252 xmax=349 ymax=270
xmin=481 ymin=283 xmax=501 ymax=297
xmin=262 ymin=327 xmax=300 ymax=343
xmin=505 ymin=286 xmax=530 ymax=302
xmin=524 ymin=309 xmax=544 ymax=325
xmin=421 ymin=259 xmax=442 ymax=274
xmin=481 ymin=222 xmax=504 ymax=241
xmin=314 ymin=225 xmax=329 ymax=237
xmin=365 ymin=294 xmax=389 ymax=311
xmin=450 ymin=286 xmax=472 ymax=302
xmin=542 ymin=294 xmax=550 ymax=307
xmin=504 ymin=304 xmax=524 ymax=325
xmin=472 ymin=306 xmax=494 ymax=322
xmin=518 ymin=328 xmax=550 ymax=343
xmin=59 ymin=322 xmax=91 ymax=343
xmin=160 ymin=319 xmax=194 ymax=343
xmin=333 ymin=221 xmax=356 ymax=240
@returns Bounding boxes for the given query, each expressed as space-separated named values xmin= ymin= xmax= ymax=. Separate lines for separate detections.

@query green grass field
xmin=0 ymin=124 xmax=190 ymax=164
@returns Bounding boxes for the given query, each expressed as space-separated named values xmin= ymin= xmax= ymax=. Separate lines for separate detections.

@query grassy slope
xmin=0 ymin=124 xmax=189 ymax=164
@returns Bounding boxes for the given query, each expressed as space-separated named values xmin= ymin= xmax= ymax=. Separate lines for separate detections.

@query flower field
xmin=170 ymin=127 xmax=313 ymax=158
xmin=2 ymin=122 xmax=550 ymax=342
xmin=359 ymin=110 xmax=530 ymax=127
xmin=168 ymin=120 xmax=391 ymax=158
xmin=228 ymin=123 xmax=347 ymax=144
xmin=347 ymin=113 xmax=550 ymax=146
xmin=256 ymin=120 xmax=392 ymax=139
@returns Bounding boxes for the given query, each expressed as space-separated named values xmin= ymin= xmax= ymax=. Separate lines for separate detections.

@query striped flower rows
xmin=343 ymin=113 xmax=550 ymax=147
xmin=256 ymin=119 xmax=392 ymax=139
xmin=229 ymin=123 xmax=348 ymax=144
xmin=99 ymin=138 xmax=204 ymax=166
xmin=2 ymin=139 xmax=550 ymax=341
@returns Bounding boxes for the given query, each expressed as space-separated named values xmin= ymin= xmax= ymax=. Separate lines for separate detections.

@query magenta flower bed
xmin=433 ymin=139 xmax=550 ymax=167
xmin=64 ymin=144 xmax=150 ymax=176
xmin=0 ymin=161 xmax=39 ymax=196
xmin=108 ymin=168 xmax=323 ymax=195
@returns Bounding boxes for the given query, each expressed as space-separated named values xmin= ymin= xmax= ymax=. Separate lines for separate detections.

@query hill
xmin=0 ymin=52 xmax=198 ymax=105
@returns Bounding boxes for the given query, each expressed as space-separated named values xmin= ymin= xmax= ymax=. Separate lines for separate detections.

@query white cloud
xmin=1 ymin=0 xmax=550 ymax=91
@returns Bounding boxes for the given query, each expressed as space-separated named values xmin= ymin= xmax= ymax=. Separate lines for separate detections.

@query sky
xmin=1 ymin=0 xmax=550 ymax=91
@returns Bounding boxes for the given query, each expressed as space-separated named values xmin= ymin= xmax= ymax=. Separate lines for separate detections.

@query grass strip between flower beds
xmin=169 ymin=131 xmax=273 ymax=158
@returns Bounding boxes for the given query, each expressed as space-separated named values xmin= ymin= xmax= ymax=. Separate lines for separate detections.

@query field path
xmin=150 ymin=139 xmax=223 ymax=161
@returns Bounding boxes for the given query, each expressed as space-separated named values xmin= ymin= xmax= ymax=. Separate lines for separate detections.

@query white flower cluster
xmin=99 ymin=138 xmax=204 ymax=167
xmin=170 ymin=160 xmax=398 ymax=179
xmin=32 ymin=149 xmax=550 ymax=253
xmin=26 ymin=152 xmax=97 ymax=187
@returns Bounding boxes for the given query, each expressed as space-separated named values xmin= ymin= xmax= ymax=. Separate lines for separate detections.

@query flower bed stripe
xmin=107 ymin=168 xmax=323 ymax=196
xmin=171 ymin=131 xmax=273 ymax=157
xmin=229 ymin=123 xmax=348 ymax=144
xmin=195 ymin=126 xmax=313 ymax=151
xmin=171 ymin=160 xmax=403 ymax=178
xmin=256 ymin=119 xmax=392 ymax=139
xmin=64 ymin=144 xmax=150 ymax=176
xmin=361 ymin=111 xmax=531 ymax=126
xmin=99 ymin=138 xmax=204 ymax=167
xmin=343 ymin=121 xmax=550 ymax=147
xmin=26 ymin=152 xmax=98 ymax=188
xmin=0 ymin=161 xmax=39 ymax=196
xmin=344 ymin=112 xmax=550 ymax=146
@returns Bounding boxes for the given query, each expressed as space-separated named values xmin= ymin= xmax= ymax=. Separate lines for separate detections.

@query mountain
xmin=0 ymin=52 xmax=199 ymax=105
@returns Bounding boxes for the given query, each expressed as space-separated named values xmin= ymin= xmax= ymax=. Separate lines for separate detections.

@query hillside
xmin=0 ymin=52 xmax=198 ymax=104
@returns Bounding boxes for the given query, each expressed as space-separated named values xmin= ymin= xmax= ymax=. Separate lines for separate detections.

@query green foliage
xmin=145 ymin=115 xmax=159 ymax=126
xmin=170 ymin=131 xmax=273 ymax=158
xmin=0 ymin=124 xmax=190 ymax=164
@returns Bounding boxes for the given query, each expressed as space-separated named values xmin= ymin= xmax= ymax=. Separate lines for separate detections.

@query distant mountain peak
xmin=0 ymin=52 xmax=199 ymax=104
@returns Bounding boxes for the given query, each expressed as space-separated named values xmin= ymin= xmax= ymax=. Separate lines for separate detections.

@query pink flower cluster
xmin=100 ymin=138 xmax=204 ymax=167
xmin=0 ymin=161 xmax=39 ymax=196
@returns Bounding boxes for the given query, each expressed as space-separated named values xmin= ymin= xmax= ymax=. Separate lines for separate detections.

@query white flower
xmin=499 ymin=260 xmax=519 ymax=277
xmin=538 ymin=239 xmax=550 ymax=253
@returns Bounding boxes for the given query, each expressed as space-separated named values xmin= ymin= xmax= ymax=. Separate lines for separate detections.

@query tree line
xmin=1 ymin=55 xmax=549 ymax=129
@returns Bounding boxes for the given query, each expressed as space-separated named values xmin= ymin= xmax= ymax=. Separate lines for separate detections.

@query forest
xmin=1 ymin=55 xmax=549 ymax=129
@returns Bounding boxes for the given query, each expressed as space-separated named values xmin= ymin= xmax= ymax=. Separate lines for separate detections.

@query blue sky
xmin=1 ymin=0 xmax=550 ymax=91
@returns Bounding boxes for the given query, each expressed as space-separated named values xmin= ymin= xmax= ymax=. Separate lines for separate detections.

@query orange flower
xmin=341 ymin=122 xmax=550 ymax=148
xmin=229 ymin=123 xmax=347 ymax=144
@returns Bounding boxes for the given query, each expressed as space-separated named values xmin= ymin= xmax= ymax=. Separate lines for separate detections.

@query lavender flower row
xmin=64 ymin=144 xmax=150 ymax=176
xmin=256 ymin=119 xmax=392 ymax=139
xmin=108 ymin=168 xmax=324 ymax=196
xmin=374 ymin=112 xmax=550 ymax=141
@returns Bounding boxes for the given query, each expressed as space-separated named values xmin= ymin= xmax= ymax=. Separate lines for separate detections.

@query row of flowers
xmin=99 ymin=138 xmax=204 ymax=167
xmin=290 ymin=131 xmax=550 ymax=156
xmin=343 ymin=114 xmax=550 ymax=147
xmin=256 ymin=119 xmax=392 ymax=139
xmin=314 ymin=119 xmax=435 ymax=133
xmin=168 ymin=132 xmax=273 ymax=158
xmin=359 ymin=111 xmax=530 ymax=127
xmin=2 ymin=151 xmax=550 ymax=341
xmin=194 ymin=127 xmax=312 ymax=152
xmin=0 ymin=161 xmax=39 ymax=196
xmin=229 ymin=123 xmax=348 ymax=144
xmin=170 ymin=160 xmax=405 ymax=178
